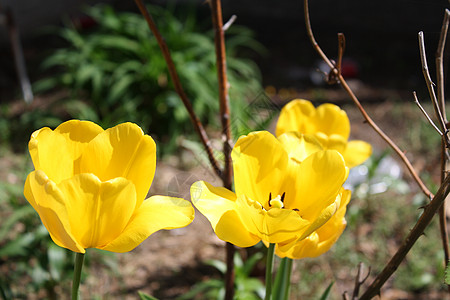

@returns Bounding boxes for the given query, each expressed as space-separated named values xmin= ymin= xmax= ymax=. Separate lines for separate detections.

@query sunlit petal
xmin=56 ymin=174 xmax=136 ymax=249
xmin=79 ymin=122 xmax=156 ymax=207
xmin=215 ymin=210 xmax=261 ymax=248
xmin=275 ymin=99 xmax=315 ymax=136
xmin=278 ymin=132 xmax=322 ymax=163
xmin=232 ymin=131 xmax=288 ymax=205
xmin=28 ymin=120 xmax=103 ymax=183
xmin=277 ymin=189 xmax=351 ymax=259
xmin=343 ymin=140 xmax=372 ymax=168
xmin=289 ymin=150 xmax=347 ymax=218
xmin=190 ymin=181 xmax=237 ymax=229
xmin=101 ymin=196 xmax=194 ymax=253
xmin=24 ymin=170 xmax=84 ymax=253
xmin=313 ymin=103 xmax=350 ymax=139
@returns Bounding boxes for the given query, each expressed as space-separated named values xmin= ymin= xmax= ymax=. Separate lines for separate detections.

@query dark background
xmin=0 ymin=0 xmax=449 ymax=100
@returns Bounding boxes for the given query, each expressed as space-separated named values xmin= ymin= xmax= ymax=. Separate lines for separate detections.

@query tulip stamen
xmin=268 ymin=193 xmax=285 ymax=209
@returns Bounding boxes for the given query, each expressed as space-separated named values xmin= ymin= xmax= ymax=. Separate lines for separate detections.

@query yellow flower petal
xmin=215 ymin=210 xmax=261 ymax=248
xmin=313 ymin=103 xmax=350 ymax=139
xmin=79 ymin=122 xmax=156 ymax=207
xmin=232 ymin=131 xmax=288 ymax=206
xmin=28 ymin=120 xmax=103 ymax=183
xmin=101 ymin=196 xmax=194 ymax=253
xmin=190 ymin=181 xmax=237 ymax=229
xmin=278 ymin=132 xmax=322 ymax=163
xmin=287 ymin=150 xmax=347 ymax=219
xmin=235 ymin=195 xmax=309 ymax=244
xmin=191 ymin=181 xmax=260 ymax=247
xmin=277 ymin=189 xmax=351 ymax=259
xmin=275 ymin=99 xmax=315 ymax=136
xmin=24 ymin=170 xmax=85 ymax=253
xmin=57 ymin=174 xmax=137 ymax=249
xmin=342 ymin=140 xmax=373 ymax=168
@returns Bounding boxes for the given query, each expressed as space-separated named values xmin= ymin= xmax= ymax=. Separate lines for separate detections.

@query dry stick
xmin=436 ymin=9 xmax=450 ymax=118
xmin=352 ymin=263 xmax=370 ymax=300
xmin=209 ymin=1 xmax=235 ymax=299
xmin=134 ymin=0 xmax=222 ymax=178
xmin=303 ymin=0 xmax=433 ymax=199
xmin=413 ymin=92 xmax=443 ymax=136
xmin=359 ymin=175 xmax=450 ymax=299
xmin=435 ymin=9 xmax=450 ymax=284
xmin=418 ymin=31 xmax=447 ymax=134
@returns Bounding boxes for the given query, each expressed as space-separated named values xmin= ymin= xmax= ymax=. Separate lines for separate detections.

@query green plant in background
xmin=34 ymin=3 xmax=265 ymax=154
xmin=176 ymin=251 xmax=265 ymax=300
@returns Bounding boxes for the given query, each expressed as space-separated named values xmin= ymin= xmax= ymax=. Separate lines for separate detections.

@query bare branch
xmin=418 ymin=31 xmax=447 ymax=133
xmin=134 ymin=0 xmax=222 ymax=178
xmin=352 ymin=263 xmax=370 ymax=300
xmin=209 ymin=1 xmax=235 ymax=300
xmin=436 ymin=9 xmax=450 ymax=120
xmin=303 ymin=0 xmax=433 ymax=199
xmin=360 ymin=175 xmax=450 ymax=299
xmin=223 ymin=14 xmax=237 ymax=31
xmin=413 ymin=91 xmax=443 ymax=136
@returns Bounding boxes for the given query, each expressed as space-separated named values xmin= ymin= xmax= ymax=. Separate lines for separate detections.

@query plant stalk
xmin=265 ymin=243 xmax=276 ymax=300
xmin=71 ymin=252 xmax=85 ymax=300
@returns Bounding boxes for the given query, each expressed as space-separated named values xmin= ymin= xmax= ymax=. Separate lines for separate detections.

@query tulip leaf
xmin=319 ymin=282 xmax=334 ymax=300
xmin=272 ymin=257 xmax=293 ymax=300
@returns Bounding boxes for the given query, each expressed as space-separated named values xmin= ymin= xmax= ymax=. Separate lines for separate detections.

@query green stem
xmin=265 ymin=243 xmax=276 ymax=300
xmin=71 ymin=252 xmax=85 ymax=300
xmin=272 ymin=257 xmax=293 ymax=300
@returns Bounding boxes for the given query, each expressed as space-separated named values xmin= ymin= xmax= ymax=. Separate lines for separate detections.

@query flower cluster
xmin=191 ymin=99 xmax=371 ymax=259
xmin=24 ymin=99 xmax=370 ymax=261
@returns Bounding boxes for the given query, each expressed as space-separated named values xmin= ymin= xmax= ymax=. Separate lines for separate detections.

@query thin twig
xmin=418 ymin=31 xmax=447 ymax=134
xmin=436 ymin=9 xmax=450 ymax=119
xmin=435 ymin=9 xmax=450 ymax=288
xmin=360 ymin=175 xmax=450 ymax=299
xmin=209 ymin=1 xmax=235 ymax=299
xmin=134 ymin=0 xmax=222 ymax=178
xmin=413 ymin=92 xmax=443 ymax=135
xmin=303 ymin=0 xmax=433 ymax=199
xmin=223 ymin=14 xmax=237 ymax=31
xmin=352 ymin=263 xmax=370 ymax=300
xmin=336 ymin=33 xmax=345 ymax=77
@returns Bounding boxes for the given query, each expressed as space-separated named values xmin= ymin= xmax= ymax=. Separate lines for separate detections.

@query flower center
xmin=268 ymin=192 xmax=285 ymax=209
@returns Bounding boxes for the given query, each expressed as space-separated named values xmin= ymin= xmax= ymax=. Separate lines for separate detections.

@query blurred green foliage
xmin=34 ymin=3 xmax=266 ymax=154
xmin=176 ymin=251 xmax=265 ymax=300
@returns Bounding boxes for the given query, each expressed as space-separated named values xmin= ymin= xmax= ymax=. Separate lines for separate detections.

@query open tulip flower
xmin=24 ymin=120 xmax=194 ymax=253
xmin=276 ymin=99 xmax=372 ymax=168
xmin=191 ymin=131 xmax=350 ymax=252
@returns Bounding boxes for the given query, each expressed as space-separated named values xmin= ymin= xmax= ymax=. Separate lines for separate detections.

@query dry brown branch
xmin=435 ymin=8 xmax=450 ymax=284
xmin=352 ymin=263 xmax=370 ymax=300
xmin=436 ymin=9 xmax=450 ymax=118
xmin=413 ymin=91 xmax=443 ymax=135
xmin=418 ymin=31 xmax=447 ymax=134
xmin=209 ymin=0 xmax=235 ymax=299
xmin=303 ymin=0 xmax=433 ymax=199
xmin=134 ymin=0 xmax=222 ymax=178
xmin=359 ymin=175 xmax=450 ymax=299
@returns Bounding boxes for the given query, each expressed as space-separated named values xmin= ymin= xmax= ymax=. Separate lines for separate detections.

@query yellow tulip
xmin=276 ymin=99 xmax=372 ymax=168
xmin=191 ymin=131 xmax=350 ymax=251
xmin=24 ymin=120 xmax=194 ymax=253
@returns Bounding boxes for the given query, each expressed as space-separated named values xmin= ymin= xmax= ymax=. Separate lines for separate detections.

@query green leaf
xmin=444 ymin=261 xmax=450 ymax=284
xmin=319 ymin=282 xmax=334 ymax=300
xmin=138 ymin=291 xmax=159 ymax=300
xmin=272 ymin=258 xmax=293 ymax=300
